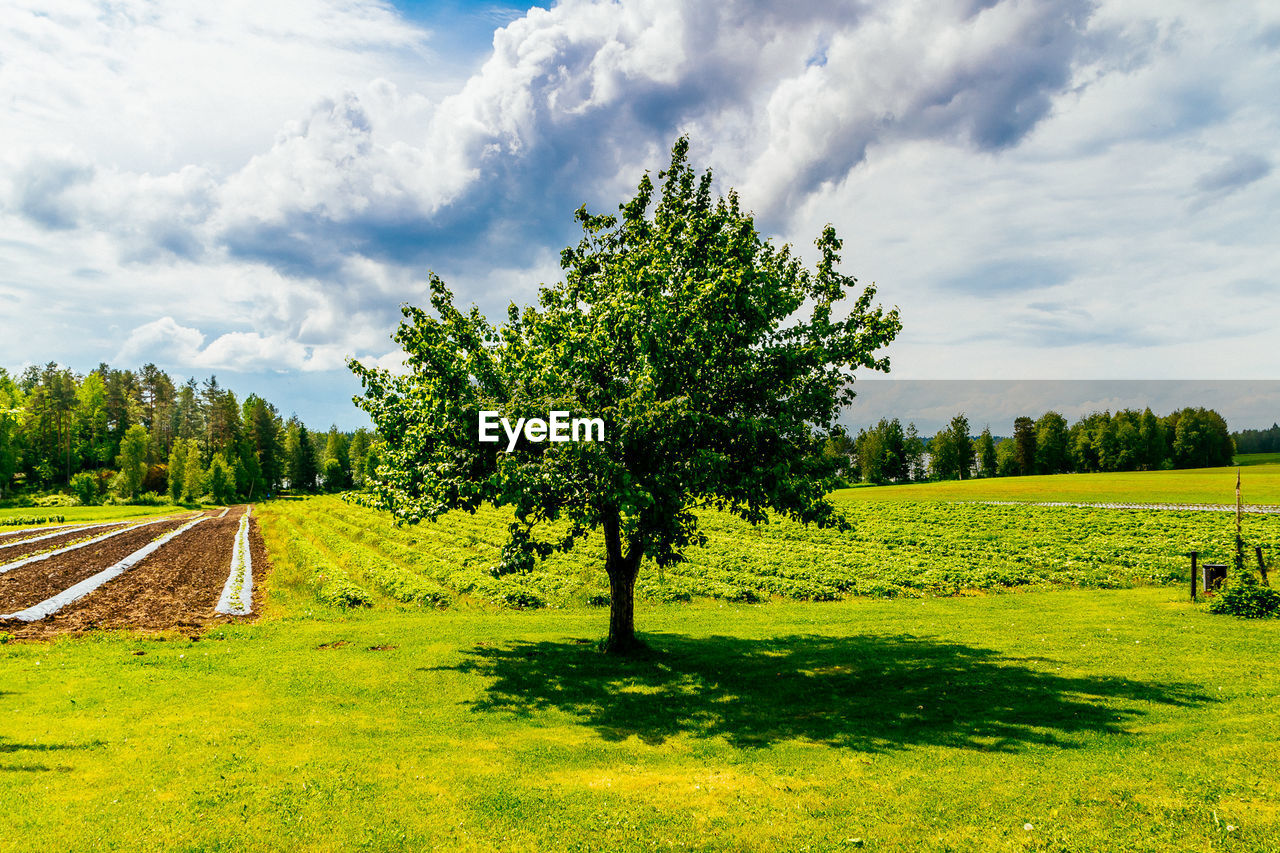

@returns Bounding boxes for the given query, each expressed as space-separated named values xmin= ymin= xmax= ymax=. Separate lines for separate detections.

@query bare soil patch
xmin=3 ymin=507 xmax=267 ymax=639
xmin=0 ymin=516 xmax=200 ymax=614
xmin=16 ymin=509 xmax=248 ymax=637
xmin=0 ymin=523 xmax=132 ymax=563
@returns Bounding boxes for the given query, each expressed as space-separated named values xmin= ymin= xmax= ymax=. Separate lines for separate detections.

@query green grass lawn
xmin=1237 ymin=452 xmax=1280 ymax=467
xmin=833 ymin=462 xmax=1280 ymax=506
xmin=0 ymin=503 xmax=190 ymax=526
xmin=2 ymin=589 xmax=1277 ymax=851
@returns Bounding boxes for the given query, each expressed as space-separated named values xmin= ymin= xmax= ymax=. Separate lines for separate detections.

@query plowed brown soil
xmin=0 ymin=523 xmax=133 ymax=564
xmin=0 ymin=515 xmax=201 ymax=614
xmin=3 ymin=506 xmax=266 ymax=639
xmin=37 ymin=510 xmax=240 ymax=633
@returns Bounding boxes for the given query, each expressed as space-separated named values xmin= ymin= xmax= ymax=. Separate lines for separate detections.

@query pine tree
xmin=287 ymin=422 xmax=318 ymax=491
xmin=1013 ymin=416 xmax=1037 ymax=476
xmin=976 ymin=427 xmax=997 ymax=478
xmin=323 ymin=426 xmax=350 ymax=490
xmin=247 ymin=397 xmax=282 ymax=492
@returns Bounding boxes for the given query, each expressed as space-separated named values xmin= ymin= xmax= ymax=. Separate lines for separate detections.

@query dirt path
xmin=9 ymin=506 xmax=268 ymax=638
xmin=0 ymin=515 xmax=201 ymax=613
xmin=0 ymin=523 xmax=132 ymax=562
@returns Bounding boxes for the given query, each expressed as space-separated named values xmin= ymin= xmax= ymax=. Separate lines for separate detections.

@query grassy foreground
xmin=834 ymin=462 xmax=1280 ymax=505
xmin=1 ymin=589 xmax=1277 ymax=851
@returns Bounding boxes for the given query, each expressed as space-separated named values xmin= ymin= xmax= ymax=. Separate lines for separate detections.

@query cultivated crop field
xmin=259 ymin=494 xmax=1280 ymax=609
xmin=0 ymin=506 xmax=262 ymax=639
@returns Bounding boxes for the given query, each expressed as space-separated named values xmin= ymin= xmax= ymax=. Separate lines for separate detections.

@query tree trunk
xmin=602 ymin=511 xmax=643 ymax=654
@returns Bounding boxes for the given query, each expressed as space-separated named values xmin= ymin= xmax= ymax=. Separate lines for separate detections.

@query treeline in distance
xmin=832 ymin=407 xmax=1237 ymax=485
xmin=0 ymin=362 xmax=378 ymax=505
xmin=1233 ymin=423 xmax=1280 ymax=454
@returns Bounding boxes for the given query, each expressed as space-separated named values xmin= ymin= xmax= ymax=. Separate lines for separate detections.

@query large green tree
xmin=975 ymin=426 xmax=997 ymax=478
xmin=182 ymin=440 xmax=204 ymax=503
xmin=855 ymin=418 xmax=908 ymax=484
xmin=0 ymin=369 xmax=22 ymax=498
xmin=111 ymin=424 xmax=149 ymax=499
xmin=167 ymin=440 xmax=187 ymax=503
xmin=1171 ymin=407 xmax=1234 ymax=468
xmin=1013 ymin=416 xmax=1037 ymax=476
xmin=285 ymin=420 xmax=319 ymax=492
xmin=207 ymin=453 xmax=237 ymax=505
xmin=245 ymin=396 xmax=283 ymax=493
xmin=348 ymin=428 xmax=372 ymax=488
xmin=322 ymin=426 xmax=351 ymax=491
xmin=351 ymin=138 xmax=901 ymax=652
xmin=929 ymin=414 xmax=974 ymax=481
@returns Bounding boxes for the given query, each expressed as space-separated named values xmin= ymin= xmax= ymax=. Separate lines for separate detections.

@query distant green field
xmin=834 ymin=463 xmax=1280 ymax=506
xmin=1237 ymin=452 xmax=1280 ymax=467
xmin=0 ymin=503 xmax=187 ymax=526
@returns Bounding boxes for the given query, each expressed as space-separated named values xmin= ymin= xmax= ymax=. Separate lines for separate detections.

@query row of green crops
xmin=256 ymin=496 xmax=1280 ymax=610
xmin=0 ymin=514 xmax=66 ymax=527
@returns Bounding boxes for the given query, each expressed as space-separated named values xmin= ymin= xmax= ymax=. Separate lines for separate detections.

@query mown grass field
xmin=0 ymin=503 xmax=185 ymax=526
xmin=834 ymin=462 xmax=1280 ymax=505
xmin=1 ymin=589 xmax=1277 ymax=852
xmin=256 ymin=494 xmax=1280 ymax=608
xmin=1237 ymin=452 xmax=1280 ymax=467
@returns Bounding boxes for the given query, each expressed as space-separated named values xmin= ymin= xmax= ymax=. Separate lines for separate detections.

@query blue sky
xmin=1 ymin=0 xmax=1277 ymax=430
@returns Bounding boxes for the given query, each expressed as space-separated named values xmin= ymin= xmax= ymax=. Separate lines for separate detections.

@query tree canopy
xmin=929 ymin=414 xmax=974 ymax=481
xmin=350 ymin=138 xmax=901 ymax=652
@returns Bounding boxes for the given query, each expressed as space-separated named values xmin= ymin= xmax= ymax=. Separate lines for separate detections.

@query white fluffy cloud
xmin=117 ymin=317 xmax=350 ymax=372
xmin=1 ymin=0 xmax=1277 ymax=408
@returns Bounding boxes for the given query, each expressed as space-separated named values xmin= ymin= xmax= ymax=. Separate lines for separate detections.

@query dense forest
xmin=1232 ymin=423 xmax=1280 ymax=454
xmin=0 ymin=362 xmax=376 ymax=505
xmin=835 ymin=406 xmax=1239 ymax=485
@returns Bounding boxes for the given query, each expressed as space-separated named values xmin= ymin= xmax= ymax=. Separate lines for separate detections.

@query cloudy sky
xmin=1 ymin=0 xmax=1277 ymax=429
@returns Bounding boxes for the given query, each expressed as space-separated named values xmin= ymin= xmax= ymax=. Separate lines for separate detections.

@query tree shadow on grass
xmin=0 ymin=692 xmax=102 ymax=772
xmin=442 ymin=634 xmax=1208 ymax=752
xmin=0 ymin=736 xmax=91 ymax=773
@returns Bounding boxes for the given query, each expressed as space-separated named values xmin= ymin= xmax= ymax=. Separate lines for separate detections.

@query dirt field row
xmin=0 ymin=506 xmax=266 ymax=639
xmin=0 ymin=522 xmax=133 ymax=562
